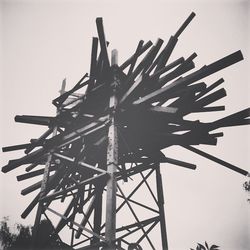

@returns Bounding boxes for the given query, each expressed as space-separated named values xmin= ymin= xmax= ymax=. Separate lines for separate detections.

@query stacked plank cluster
xmin=2 ymin=12 xmax=249 ymax=249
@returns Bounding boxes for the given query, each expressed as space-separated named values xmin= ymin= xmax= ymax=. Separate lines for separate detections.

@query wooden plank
xmin=153 ymin=36 xmax=178 ymax=73
xmin=45 ymin=115 xmax=108 ymax=150
xmin=154 ymin=82 xmax=206 ymax=106
xmin=25 ymin=127 xmax=54 ymax=154
xmin=15 ymin=115 xmax=53 ymax=126
xmin=158 ymin=52 xmax=197 ymax=87
xmin=119 ymin=74 xmax=143 ymax=105
xmin=210 ymin=108 xmax=250 ymax=129
xmin=52 ymin=74 xmax=88 ymax=106
xmin=26 ymin=162 xmax=41 ymax=172
xmin=21 ymin=180 xmax=42 ymax=195
xmin=21 ymin=164 xmax=68 ymax=195
xmin=133 ymin=50 xmax=243 ymax=105
xmin=2 ymin=143 xmax=32 ymax=152
xmin=125 ymin=39 xmax=163 ymax=87
xmin=194 ymin=88 xmax=227 ymax=107
xmin=183 ymin=145 xmax=249 ymax=176
xmin=40 ymin=173 xmax=108 ymax=202
xmin=174 ymin=12 xmax=196 ymax=38
xmin=2 ymin=148 xmax=45 ymax=173
xmin=149 ymin=106 xmax=178 ymax=114
xmin=96 ymin=18 xmax=110 ymax=68
xmin=21 ymin=192 xmax=41 ymax=219
xmin=150 ymin=57 xmax=184 ymax=80
xmin=195 ymin=78 xmax=224 ymax=100
xmin=90 ymin=37 xmax=99 ymax=80
xmin=127 ymin=40 xmax=144 ymax=76
xmin=193 ymin=106 xmax=225 ymax=113
xmin=17 ymin=165 xmax=57 ymax=181
xmin=120 ymin=40 xmax=153 ymax=70
xmin=142 ymin=38 xmax=164 ymax=73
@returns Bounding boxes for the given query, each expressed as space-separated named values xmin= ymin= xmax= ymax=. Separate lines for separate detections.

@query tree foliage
xmin=190 ymin=241 xmax=220 ymax=250
xmin=0 ymin=216 xmax=32 ymax=250
xmin=0 ymin=217 xmax=73 ymax=250
xmin=243 ymin=180 xmax=250 ymax=202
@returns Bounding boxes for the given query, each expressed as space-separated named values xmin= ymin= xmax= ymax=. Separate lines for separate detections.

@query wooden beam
xmin=2 ymin=143 xmax=32 ymax=152
xmin=40 ymin=173 xmax=108 ymax=202
xmin=17 ymin=165 xmax=57 ymax=181
xmin=96 ymin=18 xmax=110 ymax=68
xmin=120 ymin=40 xmax=153 ymax=70
xmin=183 ymin=145 xmax=249 ymax=176
xmin=15 ymin=115 xmax=53 ymax=126
xmin=133 ymin=50 xmax=243 ymax=105
xmin=174 ymin=12 xmax=196 ymax=38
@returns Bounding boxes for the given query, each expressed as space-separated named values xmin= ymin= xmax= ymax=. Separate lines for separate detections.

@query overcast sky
xmin=0 ymin=0 xmax=250 ymax=249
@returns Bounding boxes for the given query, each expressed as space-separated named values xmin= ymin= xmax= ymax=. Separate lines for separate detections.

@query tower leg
xmin=91 ymin=185 xmax=104 ymax=248
xmin=156 ymin=165 xmax=168 ymax=250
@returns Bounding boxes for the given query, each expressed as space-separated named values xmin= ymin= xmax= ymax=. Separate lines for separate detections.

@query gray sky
xmin=0 ymin=0 xmax=250 ymax=249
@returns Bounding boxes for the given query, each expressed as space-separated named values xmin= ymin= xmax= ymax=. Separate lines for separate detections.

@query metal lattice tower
xmin=2 ymin=13 xmax=250 ymax=250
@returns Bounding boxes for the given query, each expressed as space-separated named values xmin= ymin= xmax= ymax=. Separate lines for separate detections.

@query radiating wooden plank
xmin=133 ymin=50 xmax=243 ymax=105
xmin=125 ymin=39 xmax=163 ymax=86
xmin=127 ymin=40 xmax=144 ymax=76
xmin=26 ymin=162 xmax=41 ymax=172
xmin=40 ymin=173 xmax=108 ymax=202
xmin=21 ymin=192 xmax=40 ymax=219
xmin=149 ymin=106 xmax=178 ymax=114
xmin=15 ymin=115 xmax=53 ymax=126
xmin=194 ymin=88 xmax=226 ymax=107
xmin=25 ymin=127 xmax=54 ymax=154
xmin=195 ymin=78 xmax=224 ymax=100
xmin=150 ymin=57 xmax=184 ymax=80
xmin=211 ymin=108 xmax=250 ymax=129
xmin=21 ymin=180 xmax=42 ymax=195
xmin=153 ymin=36 xmax=178 ymax=73
xmin=174 ymin=12 xmax=196 ymax=38
xmin=119 ymin=75 xmax=143 ymax=105
xmin=96 ymin=17 xmax=110 ymax=68
xmin=120 ymin=40 xmax=153 ymax=70
xmin=17 ymin=165 xmax=57 ymax=181
xmin=183 ymin=145 xmax=249 ymax=176
xmin=158 ymin=52 xmax=197 ymax=87
xmin=2 ymin=148 xmax=45 ymax=173
xmin=52 ymin=74 xmax=88 ymax=106
xmin=2 ymin=143 xmax=31 ymax=152
xmin=193 ymin=106 xmax=225 ymax=113
xmin=90 ymin=37 xmax=99 ymax=79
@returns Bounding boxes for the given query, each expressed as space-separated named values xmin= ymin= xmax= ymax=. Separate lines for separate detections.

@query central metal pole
xmin=105 ymin=49 xmax=119 ymax=249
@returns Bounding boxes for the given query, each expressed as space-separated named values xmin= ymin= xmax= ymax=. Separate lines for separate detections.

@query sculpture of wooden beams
xmin=2 ymin=12 xmax=249 ymax=250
